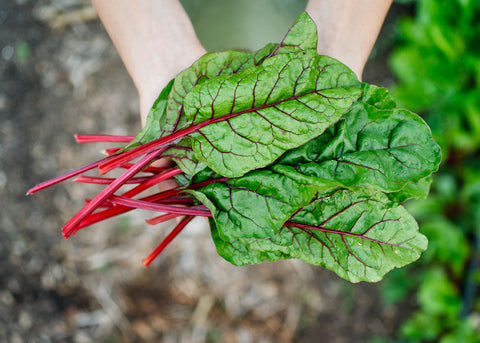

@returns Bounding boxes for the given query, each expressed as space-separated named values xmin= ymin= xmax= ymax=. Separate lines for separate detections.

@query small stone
xmin=1 ymin=45 xmax=14 ymax=61
xmin=41 ymin=271 xmax=55 ymax=289
xmin=12 ymin=241 xmax=26 ymax=257
xmin=18 ymin=311 xmax=33 ymax=329
xmin=0 ymin=290 xmax=14 ymax=306
xmin=7 ymin=278 xmax=20 ymax=293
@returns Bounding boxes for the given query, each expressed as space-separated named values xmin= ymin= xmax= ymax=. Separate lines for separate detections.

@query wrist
xmin=306 ymin=0 xmax=393 ymax=81
xmin=138 ymin=43 xmax=207 ymax=124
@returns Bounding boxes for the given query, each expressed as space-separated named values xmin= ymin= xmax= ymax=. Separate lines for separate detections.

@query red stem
xmin=104 ymin=147 xmax=122 ymax=155
xmin=26 ymin=156 xmax=112 ymax=195
xmin=122 ymin=168 xmax=182 ymax=198
xmin=109 ymin=195 xmax=212 ymax=217
xmin=71 ymin=177 xmax=227 ymax=231
xmin=76 ymin=206 xmax=131 ymax=229
xmin=143 ymin=216 xmax=194 ymax=267
xmin=153 ymin=197 xmax=196 ymax=205
xmin=75 ymin=134 xmax=135 ymax=143
xmin=146 ymin=204 xmax=207 ymax=225
xmin=118 ymin=163 xmax=166 ymax=174
xmin=84 ymin=198 xmax=115 ymax=208
xmin=62 ymin=149 xmax=165 ymax=238
xmin=75 ymin=188 xmax=182 ymax=230
xmin=146 ymin=213 xmax=182 ymax=225
xmin=74 ymin=175 xmax=153 ymax=185
xmin=99 ymin=143 xmax=168 ymax=175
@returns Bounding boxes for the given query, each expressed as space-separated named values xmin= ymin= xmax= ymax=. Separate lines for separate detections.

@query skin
xmin=92 ymin=0 xmax=207 ymax=124
xmin=305 ymin=0 xmax=394 ymax=80
xmin=92 ymin=0 xmax=393 ymax=122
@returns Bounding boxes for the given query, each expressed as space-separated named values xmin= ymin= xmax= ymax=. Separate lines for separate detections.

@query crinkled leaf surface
xmin=189 ymin=168 xmax=323 ymax=240
xmin=262 ymin=11 xmax=318 ymax=55
xmin=276 ymin=83 xmax=441 ymax=195
xmin=188 ymin=84 xmax=438 ymax=246
xmin=157 ymin=12 xmax=318 ymax=140
xmin=162 ymin=138 xmax=206 ymax=176
xmin=210 ymin=189 xmax=428 ymax=283
xmin=160 ymin=50 xmax=255 ymax=138
xmin=184 ymin=51 xmax=361 ymax=177
xmin=386 ymin=176 xmax=433 ymax=203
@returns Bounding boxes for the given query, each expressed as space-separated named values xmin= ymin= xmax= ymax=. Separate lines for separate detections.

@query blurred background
xmin=1 ymin=0 xmax=479 ymax=342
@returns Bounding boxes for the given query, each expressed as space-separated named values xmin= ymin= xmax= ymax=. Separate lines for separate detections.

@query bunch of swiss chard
xmin=28 ymin=13 xmax=441 ymax=283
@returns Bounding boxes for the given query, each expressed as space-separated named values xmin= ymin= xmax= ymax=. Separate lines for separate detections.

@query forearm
xmin=306 ymin=0 xmax=393 ymax=80
xmin=91 ymin=0 xmax=206 ymax=122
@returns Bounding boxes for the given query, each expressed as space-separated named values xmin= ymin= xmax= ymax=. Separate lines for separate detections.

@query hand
xmin=306 ymin=0 xmax=393 ymax=80
xmin=91 ymin=0 xmax=206 ymax=123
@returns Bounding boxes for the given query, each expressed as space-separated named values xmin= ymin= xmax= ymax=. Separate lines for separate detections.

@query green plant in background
xmin=391 ymin=0 xmax=480 ymax=157
xmin=380 ymin=0 xmax=480 ymax=341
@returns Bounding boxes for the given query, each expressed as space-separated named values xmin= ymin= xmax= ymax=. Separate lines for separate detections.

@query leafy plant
xmin=28 ymin=12 xmax=441 ymax=283
xmin=378 ymin=0 xmax=480 ymax=341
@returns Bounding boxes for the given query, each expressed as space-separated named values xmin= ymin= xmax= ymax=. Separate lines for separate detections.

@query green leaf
xmin=158 ymin=12 xmax=318 ymax=140
xmin=189 ymin=83 xmax=436 ymax=257
xmin=185 ymin=51 xmax=361 ymax=177
xmin=160 ymin=50 xmax=256 ymax=138
xmin=189 ymin=168 xmax=323 ymax=240
xmin=401 ymin=311 xmax=443 ymax=342
xmin=210 ymin=189 xmax=427 ymax=283
xmin=162 ymin=137 xmax=206 ymax=176
xmin=268 ymin=11 xmax=318 ymax=54
xmin=417 ymin=267 xmax=461 ymax=318
xmin=277 ymin=83 xmax=441 ymax=195
xmin=420 ymin=219 xmax=471 ymax=277
xmin=386 ymin=176 xmax=433 ymax=203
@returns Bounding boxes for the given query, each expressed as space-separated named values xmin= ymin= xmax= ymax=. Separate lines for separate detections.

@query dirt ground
xmin=1 ymin=1 xmax=413 ymax=342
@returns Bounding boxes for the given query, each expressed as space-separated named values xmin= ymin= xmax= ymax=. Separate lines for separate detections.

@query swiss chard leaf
xmin=189 ymin=83 xmax=438 ymax=244
xmin=210 ymin=188 xmax=428 ymax=283
xmin=160 ymin=50 xmax=255 ymax=138
xmin=184 ymin=51 xmax=361 ymax=177
xmin=386 ymin=176 xmax=433 ymax=203
xmin=143 ymin=12 xmax=318 ymax=144
xmin=162 ymin=137 xmax=206 ymax=176
xmin=127 ymin=13 xmax=320 ymax=176
xmin=188 ymin=168 xmax=324 ymax=241
xmin=276 ymin=83 xmax=441 ymax=196
xmin=263 ymin=11 xmax=318 ymax=55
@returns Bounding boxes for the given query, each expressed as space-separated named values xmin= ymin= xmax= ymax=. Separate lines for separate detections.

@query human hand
xmin=91 ymin=0 xmax=206 ymax=124
xmin=306 ymin=0 xmax=393 ymax=80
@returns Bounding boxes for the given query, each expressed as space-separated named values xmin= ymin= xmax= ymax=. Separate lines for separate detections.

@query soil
xmin=0 ymin=1 xmax=414 ymax=342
